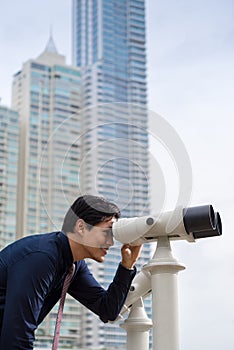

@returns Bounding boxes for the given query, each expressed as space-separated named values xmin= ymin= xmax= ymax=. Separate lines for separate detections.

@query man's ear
xmin=75 ymin=219 xmax=86 ymax=236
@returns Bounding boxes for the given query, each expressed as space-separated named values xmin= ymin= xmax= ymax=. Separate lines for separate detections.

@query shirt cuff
xmin=114 ymin=263 xmax=137 ymax=285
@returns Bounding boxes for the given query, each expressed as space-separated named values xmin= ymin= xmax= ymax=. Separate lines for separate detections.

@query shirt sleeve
xmin=0 ymin=252 xmax=56 ymax=350
xmin=69 ymin=262 xmax=136 ymax=323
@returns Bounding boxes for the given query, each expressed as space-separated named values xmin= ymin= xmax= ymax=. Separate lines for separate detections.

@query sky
xmin=0 ymin=0 xmax=234 ymax=349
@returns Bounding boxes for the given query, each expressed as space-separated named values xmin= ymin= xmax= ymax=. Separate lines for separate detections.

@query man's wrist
xmin=121 ymin=262 xmax=134 ymax=270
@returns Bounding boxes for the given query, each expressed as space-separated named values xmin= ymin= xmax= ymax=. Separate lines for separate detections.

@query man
xmin=0 ymin=195 xmax=142 ymax=349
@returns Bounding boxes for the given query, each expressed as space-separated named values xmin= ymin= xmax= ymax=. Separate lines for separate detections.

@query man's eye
xmin=104 ymin=229 xmax=113 ymax=237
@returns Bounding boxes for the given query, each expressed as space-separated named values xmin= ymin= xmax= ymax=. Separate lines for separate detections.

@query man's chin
xmin=98 ymin=256 xmax=105 ymax=263
xmin=93 ymin=255 xmax=105 ymax=263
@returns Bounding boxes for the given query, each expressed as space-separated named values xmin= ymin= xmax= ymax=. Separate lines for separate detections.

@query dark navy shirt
xmin=0 ymin=231 xmax=136 ymax=349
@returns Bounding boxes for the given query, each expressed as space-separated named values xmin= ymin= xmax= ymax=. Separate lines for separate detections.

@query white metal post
xmin=144 ymin=236 xmax=185 ymax=350
xmin=121 ymin=298 xmax=152 ymax=350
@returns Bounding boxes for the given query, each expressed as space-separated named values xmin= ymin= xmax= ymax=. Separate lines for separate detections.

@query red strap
xmin=52 ymin=264 xmax=75 ymax=350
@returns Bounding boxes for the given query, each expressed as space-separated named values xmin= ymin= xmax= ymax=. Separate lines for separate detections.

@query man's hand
xmin=121 ymin=244 xmax=142 ymax=270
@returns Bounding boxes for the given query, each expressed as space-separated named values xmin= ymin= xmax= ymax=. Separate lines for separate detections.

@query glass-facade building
xmin=72 ymin=0 xmax=148 ymax=212
xmin=11 ymin=39 xmax=83 ymax=348
xmin=12 ymin=38 xmax=81 ymax=238
xmin=72 ymin=1 xmax=151 ymax=348
xmin=0 ymin=106 xmax=19 ymax=249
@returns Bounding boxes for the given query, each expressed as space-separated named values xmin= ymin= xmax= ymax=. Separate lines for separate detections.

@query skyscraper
xmin=0 ymin=105 xmax=19 ymax=249
xmin=72 ymin=1 xmax=151 ymax=348
xmin=12 ymin=36 xmax=81 ymax=238
xmin=11 ymin=38 xmax=83 ymax=348
xmin=72 ymin=0 xmax=148 ymax=212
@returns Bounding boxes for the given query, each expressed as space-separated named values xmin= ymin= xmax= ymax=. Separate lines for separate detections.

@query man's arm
xmin=69 ymin=260 xmax=137 ymax=323
xmin=0 ymin=252 xmax=55 ymax=350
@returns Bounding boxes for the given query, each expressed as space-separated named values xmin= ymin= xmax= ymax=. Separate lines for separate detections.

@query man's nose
xmin=106 ymin=234 xmax=114 ymax=246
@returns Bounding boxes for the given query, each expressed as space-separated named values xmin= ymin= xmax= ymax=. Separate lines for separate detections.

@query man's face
xmin=80 ymin=217 xmax=115 ymax=263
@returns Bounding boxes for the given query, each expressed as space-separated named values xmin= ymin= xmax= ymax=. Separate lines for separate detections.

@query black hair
xmin=62 ymin=195 xmax=120 ymax=233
